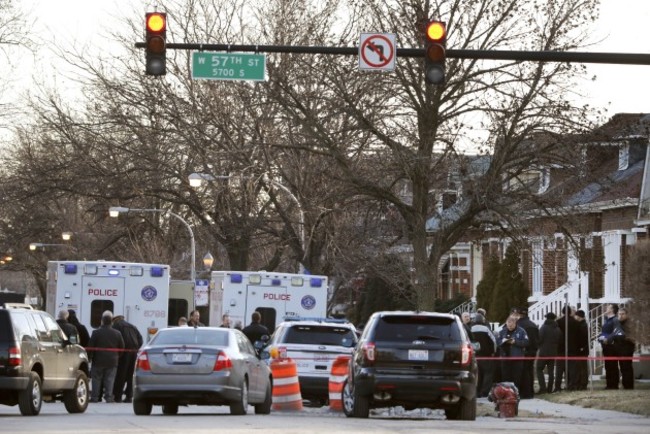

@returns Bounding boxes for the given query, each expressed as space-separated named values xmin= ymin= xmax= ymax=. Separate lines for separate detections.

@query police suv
xmin=261 ymin=318 xmax=358 ymax=406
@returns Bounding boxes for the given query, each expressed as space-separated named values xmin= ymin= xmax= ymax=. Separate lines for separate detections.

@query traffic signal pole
xmin=136 ymin=41 xmax=650 ymax=66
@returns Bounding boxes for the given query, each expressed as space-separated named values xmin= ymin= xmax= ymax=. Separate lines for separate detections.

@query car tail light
xmin=214 ymin=351 xmax=232 ymax=371
xmin=8 ymin=346 xmax=21 ymax=366
xmin=461 ymin=343 xmax=472 ymax=366
xmin=136 ymin=351 xmax=151 ymax=371
xmin=362 ymin=342 xmax=375 ymax=365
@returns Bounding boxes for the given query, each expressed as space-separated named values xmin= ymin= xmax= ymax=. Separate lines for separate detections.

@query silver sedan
xmin=132 ymin=326 xmax=272 ymax=415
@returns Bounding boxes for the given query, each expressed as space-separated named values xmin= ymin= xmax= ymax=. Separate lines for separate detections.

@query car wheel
xmin=162 ymin=403 xmax=178 ymax=415
xmin=133 ymin=398 xmax=153 ymax=415
xmin=63 ymin=370 xmax=89 ymax=414
xmin=18 ymin=372 xmax=42 ymax=416
xmin=342 ymin=379 xmax=354 ymax=417
xmin=352 ymin=384 xmax=369 ymax=418
xmin=445 ymin=397 xmax=476 ymax=421
xmin=254 ymin=380 xmax=272 ymax=415
xmin=230 ymin=378 xmax=249 ymax=415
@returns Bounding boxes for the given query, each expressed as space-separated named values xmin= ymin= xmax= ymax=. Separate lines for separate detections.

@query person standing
xmin=88 ymin=311 xmax=124 ymax=403
xmin=56 ymin=309 xmax=79 ymax=343
xmin=612 ymin=307 xmax=635 ymax=390
xmin=516 ymin=307 xmax=539 ymax=399
xmin=461 ymin=312 xmax=475 ymax=341
xmin=242 ymin=311 xmax=269 ymax=345
xmin=112 ymin=315 xmax=143 ymax=403
xmin=68 ymin=309 xmax=90 ymax=347
xmin=573 ymin=310 xmax=590 ymax=390
xmin=497 ymin=315 xmax=529 ymax=393
xmin=554 ymin=305 xmax=577 ymax=392
xmin=471 ymin=313 xmax=497 ymax=397
xmin=187 ymin=310 xmax=205 ymax=327
xmin=536 ymin=312 xmax=561 ymax=394
xmin=220 ymin=314 xmax=232 ymax=328
xmin=598 ymin=304 xmax=620 ymax=389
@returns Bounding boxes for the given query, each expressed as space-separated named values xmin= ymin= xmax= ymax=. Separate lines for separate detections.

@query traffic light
xmin=145 ymin=12 xmax=167 ymax=76
xmin=424 ymin=20 xmax=446 ymax=85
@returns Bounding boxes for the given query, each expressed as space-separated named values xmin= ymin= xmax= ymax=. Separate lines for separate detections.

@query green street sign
xmin=192 ymin=52 xmax=266 ymax=81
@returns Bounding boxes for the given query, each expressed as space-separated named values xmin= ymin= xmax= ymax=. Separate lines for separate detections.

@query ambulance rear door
xmin=245 ymin=283 xmax=289 ymax=334
xmin=80 ymin=275 xmax=125 ymax=332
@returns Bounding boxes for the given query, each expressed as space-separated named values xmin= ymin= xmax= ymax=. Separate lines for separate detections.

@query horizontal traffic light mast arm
xmin=135 ymin=42 xmax=650 ymax=66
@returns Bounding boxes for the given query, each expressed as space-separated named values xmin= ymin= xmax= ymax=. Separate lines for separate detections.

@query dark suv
xmin=342 ymin=311 xmax=477 ymax=420
xmin=0 ymin=305 xmax=90 ymax=415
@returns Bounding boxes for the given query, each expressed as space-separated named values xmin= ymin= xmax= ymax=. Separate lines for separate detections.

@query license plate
xmin=314 ymin=354 xmax=329 ymax=361
xmin=172 ymin=353 xmax=192 ymax=363
xmin=408 ymin=349 xmax=428 ymax=361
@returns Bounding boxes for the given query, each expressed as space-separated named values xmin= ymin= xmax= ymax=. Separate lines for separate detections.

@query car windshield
xmin=374 ymin=315 xmax=462 ymax=341
xmin=151 ymin=328 xmax=229 ymax=346
xmin=284 ymin=325 xmax=356 ymax=347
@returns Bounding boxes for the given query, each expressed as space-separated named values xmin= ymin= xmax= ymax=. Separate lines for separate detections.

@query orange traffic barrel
xmin=328 ymin=355 xmax=351 ymax=411
xmin=270 ymin=358 xmax=303 ymax=411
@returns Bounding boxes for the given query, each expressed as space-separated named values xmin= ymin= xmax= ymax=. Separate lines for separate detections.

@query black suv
xmin=342 ymin=311 xmax=477 ymax=420
xmin=0 ymin=305 xmax=90 ymax=415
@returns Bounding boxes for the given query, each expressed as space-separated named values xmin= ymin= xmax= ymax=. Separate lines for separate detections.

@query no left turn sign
xmin=359 ymin=33 xmax=396 ymax=71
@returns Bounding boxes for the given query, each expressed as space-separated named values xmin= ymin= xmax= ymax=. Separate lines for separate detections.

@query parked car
xmin=342 ymin=311 xmax=477 ymax=420
xmin=261 ymin=318 xmax=357 ymax=405
xmin=0 ymin=304 xmax=90 ymax=416
xmin=132 ymin=326 xmax=272 ymax=415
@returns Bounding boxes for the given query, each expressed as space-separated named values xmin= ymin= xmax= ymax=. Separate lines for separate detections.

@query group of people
xmin=177 ymin=310 xmax=269 ymax=345
xmin=58 ymin=309 xmax=144 ymax=403
xmin=57 ymin=307 xmax=271 ymax=405
xmin=464 ymin=303 xmax=635 ymax=399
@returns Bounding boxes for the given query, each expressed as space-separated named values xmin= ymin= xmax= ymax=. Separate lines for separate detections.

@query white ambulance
xmin=207 ymin=270 xmax=328 ymax=333
xmin=46 ymin=260 xmax=171 ymax=341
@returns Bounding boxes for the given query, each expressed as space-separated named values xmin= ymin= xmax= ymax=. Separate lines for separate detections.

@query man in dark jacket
xmin=598 ymin=304 xmax=620 ymax=389
xmin=612 ymin=307 xmax=635 ymax=389
xmin=537 ymin=312 xmax=561 ymax=393
xmin=88 ymin=311 xmax=125 ymax=403
xmin=56 ymin=309 xmax=79 ymax=343
xmin=554 ymin=305 xmax=578 ymax=392
xmin=68 ymin=309 xmax=90 ymax=347
xmin=471 ymin=313 xmax=497 ymax=397
xmin=112 ymin=315 xmax=143 ymax=403
xmin=516 ymin=307 xmax=539 ymax=399
xmin=497 ymin=315 xmax=529 ymax=392
xmin=242 ymin=311 xmax=269 ymax=345
xmin=573 ymin=310 xmax=590 ymax=390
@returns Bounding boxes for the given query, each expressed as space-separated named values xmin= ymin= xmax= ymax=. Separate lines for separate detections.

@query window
xmin=284 ymin=325 xmax=357 ymax=347
xmin=31 ymin=313 xmax=51 ymax=342
xmin=168 ymin=298 xmax=189 ymax=326
xmin=90 ymin=300 xmax=114 ymax=329
xmin=151 ymin=329 xmax=228 ymax=346
xmin=375 ymin=315 xmax=462 ymax=342
xmin=41 ymin=314 xmax=64 ymax=343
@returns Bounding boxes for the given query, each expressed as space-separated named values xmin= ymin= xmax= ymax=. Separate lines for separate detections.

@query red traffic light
xmin=146 ymin=13 xmax=166 ymax=33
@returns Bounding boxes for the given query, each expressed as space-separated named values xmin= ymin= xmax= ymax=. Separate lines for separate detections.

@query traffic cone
xmin=271 ymin=358 xmax=303 ymax=411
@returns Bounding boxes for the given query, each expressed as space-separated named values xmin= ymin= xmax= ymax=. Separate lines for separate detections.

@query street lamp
xmin=189 ymin=172 xmax=306 ymax=271
xmin=29 ymin=242 xmax=70 ymax=251
xmin=108 ymin=206 xmax=196 ymax=307
xmin=202 ymin=252 xmax=214 ymax=271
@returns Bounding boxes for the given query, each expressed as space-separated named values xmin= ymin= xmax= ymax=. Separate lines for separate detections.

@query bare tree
xmin=264 ymin=0 xmax=602 ymax=309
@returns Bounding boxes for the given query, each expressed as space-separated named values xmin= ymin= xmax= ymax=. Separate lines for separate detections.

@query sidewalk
xmin=479 ymin=396 xmax=648 ymax=421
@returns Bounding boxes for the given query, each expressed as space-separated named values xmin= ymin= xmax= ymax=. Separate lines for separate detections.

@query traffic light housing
xmin=424 ymin=20 xmax=446 ymax=85
xmin=145 ymin=12 xmax=167 ymax=76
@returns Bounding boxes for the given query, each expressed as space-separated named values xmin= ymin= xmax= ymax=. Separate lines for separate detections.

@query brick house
xmin=436 ymin=114 xmax=650 ymax=334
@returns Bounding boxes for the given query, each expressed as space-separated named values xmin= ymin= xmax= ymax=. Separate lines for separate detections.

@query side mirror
xmin=472 ymin=341 xmax=481 ymax=352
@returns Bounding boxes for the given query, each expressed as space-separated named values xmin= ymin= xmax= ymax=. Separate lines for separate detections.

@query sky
xmin=6 ymin=0 xmax=650 ymax=121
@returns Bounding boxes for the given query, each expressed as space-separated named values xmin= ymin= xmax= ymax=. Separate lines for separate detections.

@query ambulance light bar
xmin=150 ymin=266 xmax=165 ymax=277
